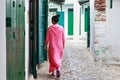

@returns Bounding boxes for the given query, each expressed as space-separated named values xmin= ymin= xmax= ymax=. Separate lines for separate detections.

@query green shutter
xmin=84 ymin=6 xmax=90 ymax=48
xmin=84 ymin=8 xmax=89 ymax=32
xmin=68 ymin=9 xmax=74 ymax=35
xmin=110 ymin=0 xmax=113 ymax=9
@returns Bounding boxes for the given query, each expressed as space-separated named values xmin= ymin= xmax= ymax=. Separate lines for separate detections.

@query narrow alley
xmin=1 ymin=0 xmax=120 ymax=80
xmin=30 ymin=39 xmax=120 ymax=80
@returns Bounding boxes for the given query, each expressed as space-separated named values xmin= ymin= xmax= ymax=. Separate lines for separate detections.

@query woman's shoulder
xmin=47 ymin=25 xmax=54 ymax=31
xmin=58 ymin=25 xmax=63 ymax=29
xmin=48 ymin=24 xmax=63 ymax=29
xmin=49 ymin=24 xmax=55 ymax=28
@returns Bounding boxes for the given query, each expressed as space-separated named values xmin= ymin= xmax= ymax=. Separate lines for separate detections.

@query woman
xmin=44 ymin=14 xmax=65 ymax=78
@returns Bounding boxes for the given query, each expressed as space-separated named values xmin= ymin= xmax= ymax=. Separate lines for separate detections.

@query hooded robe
xmin=46 ymin=24 xmax=65 ymax=73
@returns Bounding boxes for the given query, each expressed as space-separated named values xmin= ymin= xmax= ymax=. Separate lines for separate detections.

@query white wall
xmin=74 ymin=2 xmax=80 ymax=40
xmin=25 ymin=0 xmax=29 ymax=80
xmin=0 ymin=0 xmax=6 ymax=80
xmin=106 ymin=0 xmax=120 ymax=60
xmin=81 ymin=6 xmax=85 ymax=37
xmin=90 ymin=0 xmax=95 ymax=60
xmin=65 ymin=0 xmax=75 ymax=4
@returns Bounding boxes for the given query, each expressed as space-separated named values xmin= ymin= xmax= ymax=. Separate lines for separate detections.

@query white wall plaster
xmin=90 ymin=0 xmax=95 ymax=60
xmin=94 ymin=0 xmax=106 ymax=61
xmin=94 ymin=22 xmax=106 ymax=45
xmin=25 ymin=0 xmax=29 ymax=80
xmin=74 ymin=2 xmax=80 ymax=40
xmin=0 ymin=0 xmax=6 ymax=80
xmin=106 ymin=0 xmax=120 ymax=62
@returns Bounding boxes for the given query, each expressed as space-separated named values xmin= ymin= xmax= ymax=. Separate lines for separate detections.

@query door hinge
xmin=24 ymin=31 xmax=25 ymax=36
xmin=24 ymin=7 xmax=25 ymax=11
xmin=13 ymin=32 xmax=15 ymax=39
xmin=24 ymin=71 xmax=25 ymax=76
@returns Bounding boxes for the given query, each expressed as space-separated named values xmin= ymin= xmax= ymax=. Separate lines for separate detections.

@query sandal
xmin=56 ymin=70 xmax=60 ymax=78
xmin=51 ymin=71 xmax=55 ymax=76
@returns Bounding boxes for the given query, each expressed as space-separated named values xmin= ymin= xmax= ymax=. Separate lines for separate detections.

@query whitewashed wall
xmin=93 ymin=0 xmax=120 ymax=63
xmin=25 ymin=0 xmax=29 ymax=80
xmin=106 ymin=0 xmax=120 ymax=62
xmin=81 ymin=6 xmax=85 ymax=37
xmin=92 ymin=0 xmax=107 ymax=62
xmin=64 ymin=0 xmax=74 ymax=4
xmin=90 ymin=0 xmax=95 ymax=60
xmin=74 ymin=2 xmax=80 ymax=40
xmin=0 ymin=0 xmax=6 ymax=80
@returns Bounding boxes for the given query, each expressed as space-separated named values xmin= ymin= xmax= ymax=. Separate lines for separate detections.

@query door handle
xmin=19 ymin=4 xmax=21 ymax=7
xmin=13 ymin=32 xmax=15 ymax=39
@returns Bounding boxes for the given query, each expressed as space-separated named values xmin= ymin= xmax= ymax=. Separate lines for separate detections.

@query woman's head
xmin=52 ymin=14 xmax=60 ymax=24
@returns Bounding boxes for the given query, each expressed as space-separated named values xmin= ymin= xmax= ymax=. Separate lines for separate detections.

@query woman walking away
xmin=44 ymin=14 xmax=65 ymax=78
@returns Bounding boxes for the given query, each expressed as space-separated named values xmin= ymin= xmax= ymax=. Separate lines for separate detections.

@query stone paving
xmin=29 ymin=39 xmax=120 ymax=80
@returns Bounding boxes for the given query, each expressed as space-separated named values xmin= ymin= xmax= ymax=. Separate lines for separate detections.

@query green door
xmin=29 ymin=0 xmax=37 ymax=79
xmin=29 ymin=0 xmax=48 ymax=79
xmin=68 ymin=9 xmax=74 ymax=35
xmin=17 ymin=0 xmax=25 ymax=79
xmin=6 ymin=0 xmax=25 ymax=80
xmin=84 ymin=7 xmax=89 ymax=32
xmin=38 ymin=0 xmax=48 ymax=64
xmin=84 ymin=6 xmax=90 ymax=48
xmin=6 ymin=0 xmax=16 ymax=79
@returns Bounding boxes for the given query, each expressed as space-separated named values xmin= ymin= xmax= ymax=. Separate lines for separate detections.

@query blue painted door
xmin=57 ymin=11 xmax=64 ymax=28
xmin=38 ymin=0 xmax=48 ymax=64
xmin=29 ymin=0 xmax=48 ymax=79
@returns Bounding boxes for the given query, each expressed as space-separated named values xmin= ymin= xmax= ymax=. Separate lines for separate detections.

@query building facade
xmin=90 ymin=0 xmax=120 ymax=63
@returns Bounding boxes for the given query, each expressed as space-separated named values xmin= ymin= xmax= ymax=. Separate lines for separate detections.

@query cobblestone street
xmin=30 ymin=39 xmax=120 ymax=80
